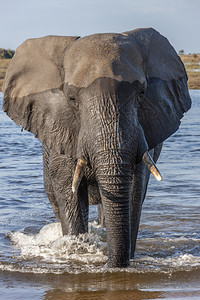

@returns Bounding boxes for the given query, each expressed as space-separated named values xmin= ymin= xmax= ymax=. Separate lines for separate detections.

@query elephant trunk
xmin=95 ymin=150 xmax=133 ymax=267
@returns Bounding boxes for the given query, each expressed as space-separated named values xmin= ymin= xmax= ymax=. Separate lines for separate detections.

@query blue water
xmin=0 ymin=90 xmax=200 ymax=298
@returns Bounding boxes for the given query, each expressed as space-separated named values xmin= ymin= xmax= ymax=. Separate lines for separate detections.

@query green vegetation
xmin=0 ymin=52 xmax=200 ymax=91
xmin=0 ymin=48 xmax=15 ymax=91
xmin=0 ymin=48 xmax=15 ymax=59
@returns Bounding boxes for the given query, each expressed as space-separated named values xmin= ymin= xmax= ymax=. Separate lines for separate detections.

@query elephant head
xmin=3 ymin=28 xmax=191 ymax=267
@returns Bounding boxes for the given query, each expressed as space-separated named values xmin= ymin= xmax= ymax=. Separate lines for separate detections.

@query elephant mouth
xmin=72 ymin=151 xmax=162 ymax=193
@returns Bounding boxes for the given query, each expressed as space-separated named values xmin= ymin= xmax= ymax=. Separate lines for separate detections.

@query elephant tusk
xmin=142 ymin=151 xmax=163 ymax=182
xmin=72 ymin=158 xmax=87 ymax=193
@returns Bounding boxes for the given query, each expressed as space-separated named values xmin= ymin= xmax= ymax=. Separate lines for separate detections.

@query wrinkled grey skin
xmin=3 ymin=28 xmax=191 ymax=267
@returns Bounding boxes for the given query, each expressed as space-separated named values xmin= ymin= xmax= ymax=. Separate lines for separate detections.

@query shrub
xmin=0 ymin=48 xmax=15 ymax=59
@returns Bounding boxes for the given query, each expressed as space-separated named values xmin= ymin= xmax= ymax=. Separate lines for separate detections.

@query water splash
xmin=3 ymin=221 xmax=200 ymax=275
xmin=6 ymin=222 xmax=107 ymax=273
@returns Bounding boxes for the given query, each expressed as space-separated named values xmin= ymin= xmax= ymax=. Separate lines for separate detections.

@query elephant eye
xmin=69 ymin=96 xmax=79 ymax=109
xmin=137 ymin=90 xmax=145 ymax=103
xmin=140 ymin=90 xmax=145 ymax=98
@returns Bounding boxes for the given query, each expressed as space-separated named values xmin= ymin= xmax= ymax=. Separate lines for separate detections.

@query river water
xmin=0 ymin=90 xmax=199 ymax=299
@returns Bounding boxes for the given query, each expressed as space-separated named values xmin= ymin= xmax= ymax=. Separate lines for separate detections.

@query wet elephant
xmin=3 ymin=28 xmax=191 ymax=267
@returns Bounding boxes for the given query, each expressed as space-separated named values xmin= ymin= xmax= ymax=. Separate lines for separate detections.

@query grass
xmin=0 ymin=55 xmax=200 ymax=91
xmin=180 ymin=54 xmax=200 ymax=89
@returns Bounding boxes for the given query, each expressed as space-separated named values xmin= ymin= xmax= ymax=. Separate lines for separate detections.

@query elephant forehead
xmin=63 ymin=34 xmax=145 ymax=88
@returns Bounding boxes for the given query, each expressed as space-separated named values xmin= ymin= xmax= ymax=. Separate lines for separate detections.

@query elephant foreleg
xmin=131 ymin=161 xmax=151 ymax=258
xmin=42 ymin=144 xmax=60 ymax=221
xmin=131 ymin=143 xmax=162 ymax=258
xmin=43 ymin=144 xmax=89 ymax=235
xmin=97 ymin=204 xmax=106 ymax=227
xmin=87 ymin=180 xmax=105 ymax=226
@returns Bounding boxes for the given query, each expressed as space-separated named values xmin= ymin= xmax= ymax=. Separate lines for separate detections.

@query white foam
xmin=8 ymin=222 xmax=107 ymax=265
xmin=134 ymin=253 xmax=200 ymax=273
xmin=6 ymin=222 xmax=200 ymax=274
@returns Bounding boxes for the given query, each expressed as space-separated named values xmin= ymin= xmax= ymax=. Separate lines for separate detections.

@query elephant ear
xmin=3 ymin=35 xmax=80 ymax=154
xmin=124 ymin=28 xmax=191 ymax=149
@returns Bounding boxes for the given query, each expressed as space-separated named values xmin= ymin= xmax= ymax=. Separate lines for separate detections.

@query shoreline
xmin=1 ymin=268 xmax=200 ymax=299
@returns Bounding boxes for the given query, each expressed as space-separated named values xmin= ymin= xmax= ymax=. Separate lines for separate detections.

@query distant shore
xmin=0 ymin=54 xmax=200 ymax=91
xmin=180 ymin=54 xmax=200 ymax=89
xmin=0 ymin=59 xmax=11 ymax=91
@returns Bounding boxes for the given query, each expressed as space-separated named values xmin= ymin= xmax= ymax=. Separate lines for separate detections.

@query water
xmin=0 ymin=91 xmax=200 ymax=299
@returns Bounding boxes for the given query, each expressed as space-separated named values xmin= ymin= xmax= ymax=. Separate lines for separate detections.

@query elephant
xmin=3 ymin=28 xmax=191 ymax=268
